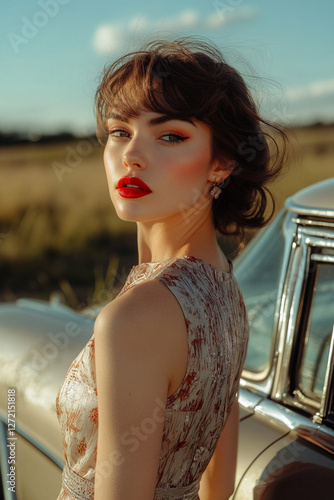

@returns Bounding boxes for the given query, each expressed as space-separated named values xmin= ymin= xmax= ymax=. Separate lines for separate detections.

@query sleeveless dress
xmin=56 ymin=255 xmax=249 ymax=500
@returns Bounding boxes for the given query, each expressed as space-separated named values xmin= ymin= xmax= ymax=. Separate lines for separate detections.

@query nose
xmin=123 ymin=139 xmax=147 ymax=170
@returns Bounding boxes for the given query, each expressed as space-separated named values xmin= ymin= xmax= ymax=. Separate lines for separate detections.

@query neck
xmin=136 ymin=197 xmax=222 ymax=265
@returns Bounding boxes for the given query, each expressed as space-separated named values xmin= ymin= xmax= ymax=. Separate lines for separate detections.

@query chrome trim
xmin=240 ymin=211 xmax=295 ymax=393
xmin=253 ymin=399 xmax=334 ymax=456
xmin=292 ymin=217 xmax=334 ymax=229
xmin=315 ymin=325 xmax=334 ymax=424
xmin=254 ymin=399 xmax=318 ymax=431
xmin=285 ymin=177 xmax=334 ymax=217
xmin=240 ymin=213 xmax=334 ymax=422
xmin=240 ymin=370 xmax=274 ymax=395
xmin=286 ymin=205 xmax=334 ymax=218
xmin=292 ymin=389 xmax=320 ymax=412
xmin=284 ymin=189 xmax=334 ymax=218
xmin=0 ymin=413 xmax=64 ymax=469
xmin=295 ymin=425 xmax=334 ymax=455
xmin=238 ymin=388 xmax=264 ymax=412
xmin=304 ymin=236 xmax=334 ymax=248
xmin=273 ymin=230 xmax=334 ymax=419
xmin=311 ymin=254 xmax=334 ymax=264
xmin=271 ymin=235 xmax=306 ymax=402
xmin=239 ymin=367 xmax=271 ymax=387
xmin=298 ymin=226 xmax=334 ymax=241
xmin=276 ymin=237 xmax=314 ymax=407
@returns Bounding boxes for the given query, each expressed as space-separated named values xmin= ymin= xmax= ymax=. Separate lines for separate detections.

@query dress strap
xmin=62 ymin=464 xmax=94 ymax=500
xmin=154 ymin=479 xmax=200 ymax=499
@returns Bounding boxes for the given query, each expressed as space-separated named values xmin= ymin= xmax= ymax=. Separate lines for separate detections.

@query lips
xmin=117 ymin=176 xmax=152 ymax=199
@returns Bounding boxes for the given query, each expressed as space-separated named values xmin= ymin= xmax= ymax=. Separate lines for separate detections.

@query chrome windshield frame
xmin=272 ymin=225 xmax=334 ymax=424
xmin=240 ymin=209 xmax=334 ymax=429
xmin=239 ymin=211 xmax=296 ymax=394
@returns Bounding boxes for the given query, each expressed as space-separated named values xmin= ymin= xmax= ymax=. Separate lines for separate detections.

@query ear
xmin=208 ymin=159 xmax=234 ymax=184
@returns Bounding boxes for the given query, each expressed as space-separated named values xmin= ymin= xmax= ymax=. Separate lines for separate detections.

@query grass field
xmin=1 ymin=125 xmax=333 ymax=304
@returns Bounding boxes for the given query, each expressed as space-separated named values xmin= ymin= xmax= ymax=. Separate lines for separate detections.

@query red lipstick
xmin=117 ymin=176 xmax=152 ymax=198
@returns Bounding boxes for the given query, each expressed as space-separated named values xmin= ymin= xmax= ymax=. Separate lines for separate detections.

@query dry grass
xmin=0 ymin=126 xmax=333 ymax=302
xmin=269 ymin=126 xmax=334 ymax=211
xmin=0 ymin=139 xmax=134 ymax=261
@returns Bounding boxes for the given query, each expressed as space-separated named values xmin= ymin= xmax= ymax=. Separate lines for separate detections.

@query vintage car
xmin=0 ymin=177 xmax=333 ymax=500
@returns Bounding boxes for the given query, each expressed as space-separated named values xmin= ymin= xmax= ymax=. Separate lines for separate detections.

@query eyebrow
xmin=107 ymin=112 xmax=196 ymax=127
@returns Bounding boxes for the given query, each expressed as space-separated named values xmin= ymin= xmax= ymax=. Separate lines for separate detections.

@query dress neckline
xmin=130 ymin=255 xmax=233 ymax=278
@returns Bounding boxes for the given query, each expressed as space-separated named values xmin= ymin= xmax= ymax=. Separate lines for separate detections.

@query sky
xmin=1 ymin=0 xmax=334 ymax=135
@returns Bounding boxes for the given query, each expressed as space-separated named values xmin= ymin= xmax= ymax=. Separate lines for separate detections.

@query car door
xmin=234 ymin=220 xmax=334 ymax=499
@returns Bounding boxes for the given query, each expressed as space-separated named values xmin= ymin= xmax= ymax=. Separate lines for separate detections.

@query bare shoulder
xmin=94 ymin=278 xmax=188 ymax=386
xmin=95 ymin=278 xmax=186 ymax=338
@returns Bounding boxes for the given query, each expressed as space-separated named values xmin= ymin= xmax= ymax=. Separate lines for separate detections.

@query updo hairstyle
xmin=95 ymin=38 xmax=289 ymax=241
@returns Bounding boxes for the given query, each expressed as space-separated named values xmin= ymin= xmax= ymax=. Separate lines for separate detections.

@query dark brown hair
xmin=95 ymin=38 xmax=289 ymax=241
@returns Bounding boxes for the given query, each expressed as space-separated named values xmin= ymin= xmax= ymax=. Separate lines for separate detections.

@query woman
xmin=56 ymin=38 xmax=288 ymax=499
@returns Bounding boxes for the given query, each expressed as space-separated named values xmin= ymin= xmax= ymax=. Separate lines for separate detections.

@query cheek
xmin=103 ymin=147 xmax=111 ymax=173
xmin=103 ymin=149 xmax=118 ymax=205
xmin=159 ymin=151 xmax=212 ymax=212
xmin=103 ymin=147 xmax=117 ymax=183
xmin=169 ymin=149 xmax=212 ymax=184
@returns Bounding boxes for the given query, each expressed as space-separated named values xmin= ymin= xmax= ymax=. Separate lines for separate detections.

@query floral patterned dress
xmin=56 ymin=256 xmax=249 ymax=499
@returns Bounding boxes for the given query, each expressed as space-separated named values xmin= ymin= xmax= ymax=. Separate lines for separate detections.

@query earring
xmin=210 ymin=180 xmax=224 ymax=200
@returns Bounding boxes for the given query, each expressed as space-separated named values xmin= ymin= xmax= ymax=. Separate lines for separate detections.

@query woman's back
xmin=56 ymin=256 xmax=248 ymax=499
xmin=55 ymin=35 xmax=289 ymax=499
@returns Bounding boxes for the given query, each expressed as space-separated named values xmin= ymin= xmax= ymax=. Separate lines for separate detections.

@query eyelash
xmin=161 ymin=132 xmax=187 ymax=144
xmin=107 ymin=128 xmax=188 ymax=145
xmin=107 ymin=128 xmax=129 ymax=138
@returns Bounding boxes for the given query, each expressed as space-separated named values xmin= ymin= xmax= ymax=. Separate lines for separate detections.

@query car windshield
xmin=234 ymin=210 xmax=286 ymax=373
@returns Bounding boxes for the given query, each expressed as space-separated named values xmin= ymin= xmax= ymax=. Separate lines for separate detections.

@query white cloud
xmin=175 ymin=9 xmax=200 ymax=28
xmin=275 ymin=78 xmax=334 ymax=125
xmin=128 ymin=16 xmax=148 ymax=31
xmin=92 ymin=7 xmax=258 ymax=55
xmin=286 ymin=78 xmax=334 ymax=102
xmin=206 ymin=6 xmax=257 ymax=28
xmin=93 ymin=25 xmax=125 ymax=54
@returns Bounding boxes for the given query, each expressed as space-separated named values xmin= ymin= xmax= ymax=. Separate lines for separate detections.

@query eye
xmin=161 ymin=133 xmax=188 ymax=144
xmin=108 ymin=128 xmax=130 ymax=138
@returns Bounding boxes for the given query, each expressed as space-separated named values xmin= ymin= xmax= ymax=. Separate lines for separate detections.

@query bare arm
xmin=94 ymin=279 xmax=187 ymax=500
xmin=198 ymin=398 xmax=239 ymax=500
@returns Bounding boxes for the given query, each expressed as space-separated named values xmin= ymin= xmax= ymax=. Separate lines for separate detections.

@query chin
xmin=111 ymin=196 xmax=186 ymax=224
xmin=113 ymin=205 xmax=149 ymax=223
xmin=116 ymin=212 xmax=140 ymax=223
xmin=114 ymin=206 xmax=172 ymax=224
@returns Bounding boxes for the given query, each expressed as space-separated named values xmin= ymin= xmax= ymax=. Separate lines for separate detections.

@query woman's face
xmin=103 ymin=109 xmax=218 ymax=224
